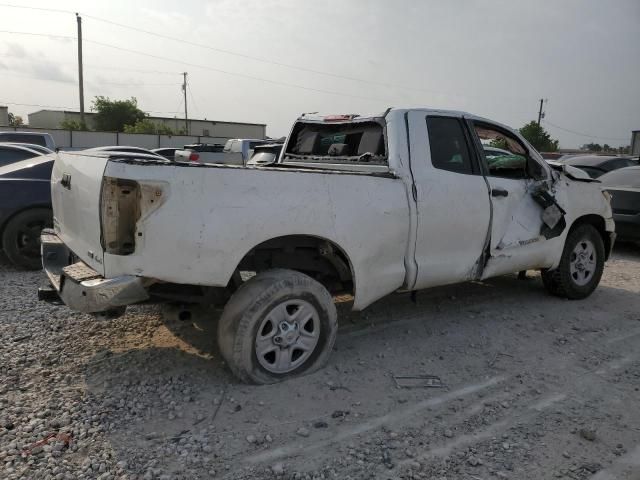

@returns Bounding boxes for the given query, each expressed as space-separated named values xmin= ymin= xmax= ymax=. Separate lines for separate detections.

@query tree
xmin=8 ymin=112 xmax=24 ymax=127
xmin=91 ymin=96 xmax=146 ymax=132
xmin=581 ymin=143 xmax=602 ymax=152
xmin=519 ymin=121 xmax=559 ymax=152
xmin=123 ymin=118 xmax=177 ymax=135
xmin=60 ymin=119 xmax=86 ymax=131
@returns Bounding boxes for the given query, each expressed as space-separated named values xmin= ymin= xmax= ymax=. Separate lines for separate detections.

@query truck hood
xmin=547 ymin=161 xmax=599 ymax=182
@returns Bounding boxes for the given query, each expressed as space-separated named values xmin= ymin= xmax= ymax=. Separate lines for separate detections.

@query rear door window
xmin=426 ymin=116 xmax=474 ymax=174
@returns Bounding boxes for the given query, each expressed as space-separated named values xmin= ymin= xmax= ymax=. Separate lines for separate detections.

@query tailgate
xmin=51 ymin=152 xmax=109 ymax=274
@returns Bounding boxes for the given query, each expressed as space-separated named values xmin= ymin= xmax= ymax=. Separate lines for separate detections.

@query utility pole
xmin=537 ymin=98 xmax=545 ymax=126
xmin=182 ymin=72 xmax=189 ymax=135
xmin=76 ymin=13 xmax=85 ymax=128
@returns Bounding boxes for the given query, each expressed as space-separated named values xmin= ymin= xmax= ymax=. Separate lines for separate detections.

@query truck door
xmin=407 ymin=111 xmax=492 ymax=289
xmin=466 ymin=119 xmax=559 ymax=278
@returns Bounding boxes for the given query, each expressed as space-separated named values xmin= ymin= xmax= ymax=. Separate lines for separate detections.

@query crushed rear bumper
xmin=39 ymin=229 xmax=149 ymax=313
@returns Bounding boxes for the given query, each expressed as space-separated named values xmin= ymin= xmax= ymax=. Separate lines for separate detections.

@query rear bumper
xmin=40 ymin=229 xmax=149 ymax=313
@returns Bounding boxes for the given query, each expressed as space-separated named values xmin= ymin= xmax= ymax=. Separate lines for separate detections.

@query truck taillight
xmin=189 ymin=152 xmax=200 ymax=161
xmin=101 ymin=177 xmax=140 ymax=255
xmin=324 ymin=114 xmax=358 ymax=122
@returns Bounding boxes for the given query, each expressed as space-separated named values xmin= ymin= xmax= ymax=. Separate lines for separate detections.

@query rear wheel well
xmin=235 ymin=235 xmax=354 ymax=296
xmin=569 ymin=214 xmax=612 ymax=260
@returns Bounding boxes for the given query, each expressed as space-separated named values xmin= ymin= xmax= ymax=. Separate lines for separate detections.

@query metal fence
xmin=0 ymin=125 xmax=230 ymax=149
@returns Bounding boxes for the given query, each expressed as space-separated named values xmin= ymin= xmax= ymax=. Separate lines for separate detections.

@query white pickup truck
xmin=40 ymin=108 xmax=615 ymax=384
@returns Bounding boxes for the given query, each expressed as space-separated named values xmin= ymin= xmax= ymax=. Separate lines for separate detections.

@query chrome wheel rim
xmin=569 ymin=239 xmax=596 ymax=286
xmin=255 ymin=299 xmax=320 ymax=374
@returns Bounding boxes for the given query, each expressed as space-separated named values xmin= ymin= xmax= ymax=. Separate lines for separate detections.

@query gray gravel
xmin=1 ymin=243 xmax=640 ymax=479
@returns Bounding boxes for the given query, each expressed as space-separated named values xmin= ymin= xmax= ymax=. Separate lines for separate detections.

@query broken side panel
xmin=482 ymin=178 xmax=562 ymax=278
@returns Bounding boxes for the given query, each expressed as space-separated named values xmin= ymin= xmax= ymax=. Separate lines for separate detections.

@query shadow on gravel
xmin=612 ymin=241 xmax=640 ymax=261
xmin=79 ymin=269 xmax=640 ymax=477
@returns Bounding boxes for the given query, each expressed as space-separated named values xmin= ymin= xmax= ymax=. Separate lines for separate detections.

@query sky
xmin=1 ymin=0 xmax=639 ymax=148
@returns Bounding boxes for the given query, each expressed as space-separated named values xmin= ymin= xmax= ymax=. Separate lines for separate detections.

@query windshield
xmin=0 ymin=134 xmax=47 ymax=147
xmin=283 ymin=121 xmax=386 ymax=164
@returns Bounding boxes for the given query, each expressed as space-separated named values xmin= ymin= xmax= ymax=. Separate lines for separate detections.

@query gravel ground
xmin=1 ymin=243 xmax=639 ymax=480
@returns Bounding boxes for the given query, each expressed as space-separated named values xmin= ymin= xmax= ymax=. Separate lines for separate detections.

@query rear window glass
xmin=0 ymin=134 xmax=46 ymax=146
xmin=0 ymin=147 xmax=39 ymax=167
xmin=284 ymin=121 xmax=386 ymax=164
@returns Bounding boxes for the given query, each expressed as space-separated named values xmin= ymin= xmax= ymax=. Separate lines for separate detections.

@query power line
xmin=0 ymin=100 xmax=197 ymax=116
xmin=187 ymin=84 xmax=199 ymax=118
xmin=81 ymin=13 xmax=449 ymax=97
xmin=542 ymin=120 xmax=629 ymax=142
xmin=0 ymin=3 xmax=468 ymax=97
xmin=3 ymin=69 xmax=183 ymax=88
xmin=0 ymin=100 xmax=76 ymax=110
xmin=0 ymin=29 xmax=393 ymax=104
xmin=0 ymin=4 xmax=73 ymax=15
xmin=0 ymin=52 xmax=182 ymax=76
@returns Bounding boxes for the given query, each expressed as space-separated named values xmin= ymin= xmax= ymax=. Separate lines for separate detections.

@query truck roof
xmin=296 ymin=107 xmax=517 ymax=136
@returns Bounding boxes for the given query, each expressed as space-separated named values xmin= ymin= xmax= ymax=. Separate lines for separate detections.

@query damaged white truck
xmin=40 ymin=108 xmax=615 ymax=384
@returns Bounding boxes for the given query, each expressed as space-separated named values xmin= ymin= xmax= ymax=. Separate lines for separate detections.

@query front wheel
xmin=541 ymin=224 xmax=605 ymax=299
xmin=217 ymin=269 xmax=337 ymax=384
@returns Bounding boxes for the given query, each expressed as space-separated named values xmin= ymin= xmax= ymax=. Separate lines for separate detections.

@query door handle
xmin=491 ymin=188 xmax=509 ymax=197
xmin=60 ymin=173 xmax=71 ymax=190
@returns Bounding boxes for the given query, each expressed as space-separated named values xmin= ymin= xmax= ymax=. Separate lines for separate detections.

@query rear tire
xmin=217 ymin=269 xmax=337 ymax=384
xmin=2 ymin=208 xmax=52 ymax=270
xmin=541 ymin=224 xmax=605 ymax=299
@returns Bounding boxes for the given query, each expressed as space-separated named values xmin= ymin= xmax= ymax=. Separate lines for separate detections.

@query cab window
xmin=426 ymin=116 xmax=474 ymax=174
xmin=473 ymin=122 xmax=545 ymax=180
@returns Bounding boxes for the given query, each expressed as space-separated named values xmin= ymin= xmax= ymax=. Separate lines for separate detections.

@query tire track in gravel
xmin=244 ymin=375 xmax=506 ymax=464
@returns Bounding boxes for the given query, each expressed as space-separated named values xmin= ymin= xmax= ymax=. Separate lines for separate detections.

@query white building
xmin=27 ymin=109 xmax=266 ymax=139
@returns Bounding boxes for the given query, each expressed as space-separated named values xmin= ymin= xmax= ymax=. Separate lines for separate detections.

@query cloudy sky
xmin=1 ymin=0 xmax=638 ymax=147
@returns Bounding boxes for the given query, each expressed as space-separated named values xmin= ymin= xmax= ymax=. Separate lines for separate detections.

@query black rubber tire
xmin=1 ymin=208 xmax=52 ymax=270
xmin=541 ymin=224 xmax=605 ymax=299
xmin=217 ymin=269 xmax=337 ymax=384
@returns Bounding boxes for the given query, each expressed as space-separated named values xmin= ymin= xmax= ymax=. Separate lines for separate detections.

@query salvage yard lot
xmin=1 ymin=244 xmax=639 ymax=480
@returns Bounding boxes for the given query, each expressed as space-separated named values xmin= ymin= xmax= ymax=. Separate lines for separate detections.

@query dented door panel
xmin=482 ymin=177 xmax=558 ymax=276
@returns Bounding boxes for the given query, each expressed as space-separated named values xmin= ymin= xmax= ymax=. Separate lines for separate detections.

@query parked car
xmin=0 ymin=154 xmax=54 ymax=269
xmin=483 ymin=146 xmax=512 ymax=158
xmin=562 ymin=155 xmax=637 ymax=178
xmin=223 ymin=138 xmax=271 ymax=160
xmin=0 ymin=143 xmax=46 ymax=168
xmin=0 ymin=131 xmax=56 ymax=150
xmin=174 ymin=139 xmax=272 ymax=165
xmin=4 ymin=143 xmax=54 ymax=155
xmin=151 ymin=147 xmax=179 ymax=160
xmin=40 ymin=108 xmax=614 ymax=384
xmin=246 ymin=143 xmax=284 ymax=166
xmin=86 ymin=146 xmax=165 ymax=158
xmin=599 ymin=166 xmax=640 ymax=241
xmin=174 ymin=143 xmax=227 ymax=163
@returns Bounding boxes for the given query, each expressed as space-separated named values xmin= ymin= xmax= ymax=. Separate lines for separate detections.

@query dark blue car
xmin=0 ymin=155 xmax=54 ymax=269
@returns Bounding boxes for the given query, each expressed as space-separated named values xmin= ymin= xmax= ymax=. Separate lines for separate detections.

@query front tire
xmin=541 ymin=224 xmax=605 ymax=299
xmin=217 ymin=269 xmax=337 ymax=384
xmin=2 ymin=208 xmax=52 ymax=270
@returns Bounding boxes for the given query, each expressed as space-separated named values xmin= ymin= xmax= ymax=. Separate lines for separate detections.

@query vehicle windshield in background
xmin=284 ymin=121 xmax=386 ymax=164
xmin=0 ymin=133 xmax=47 ymax=147
xmin=475 ymin=124 xmax=531 ymax=178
